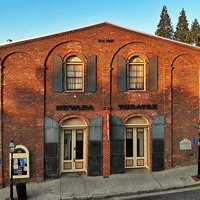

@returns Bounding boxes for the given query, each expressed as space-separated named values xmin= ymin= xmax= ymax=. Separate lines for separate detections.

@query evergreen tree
xmin=186 ymin=30 xmax=193 ymax=44
xmin=174 ymin=8 xmax=189 ymax=42
xmin=155 ymin=5 xmax=174 ymax=39
xmin=188 ymin=19 xmax=200 ymax=45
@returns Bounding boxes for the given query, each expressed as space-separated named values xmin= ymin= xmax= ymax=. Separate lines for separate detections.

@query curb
xmin=61 ymin=182 xmax=200 ymax=200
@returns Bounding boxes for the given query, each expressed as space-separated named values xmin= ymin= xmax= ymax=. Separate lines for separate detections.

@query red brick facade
xmin=0 ymin=22 xmax=200 ymax=188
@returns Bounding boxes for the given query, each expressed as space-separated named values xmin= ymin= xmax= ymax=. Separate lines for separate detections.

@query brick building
xmin=0 ymin=22 xmax=200 ymax=187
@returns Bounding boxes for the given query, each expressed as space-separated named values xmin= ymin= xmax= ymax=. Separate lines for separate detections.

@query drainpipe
xmin=43 ymin=60 xmax=47 ymax=180
xmin=171 ymin=66 xmax=174 ymax=168
xmin=109 ymin=67 xmax=113 ymax=113
xmin=0 ymin=62 xmax=4 ymax=187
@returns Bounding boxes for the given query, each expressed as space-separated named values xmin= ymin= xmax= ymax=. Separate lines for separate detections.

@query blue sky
xmin=0 ymin=0 xmax=200 ymax=44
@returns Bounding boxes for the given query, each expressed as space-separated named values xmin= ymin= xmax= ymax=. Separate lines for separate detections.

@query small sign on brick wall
xmin=180 ymin=138 xmax=192 ymax=150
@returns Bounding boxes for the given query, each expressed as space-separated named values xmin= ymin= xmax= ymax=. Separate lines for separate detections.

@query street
xmin=110 ymin=186 xmax=200 ymax=200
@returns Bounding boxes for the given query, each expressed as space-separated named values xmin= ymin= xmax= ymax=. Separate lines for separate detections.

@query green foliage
xmin=188 ymin=19 xmax=200 ymax=45
xmin=155 ymin=6 xmax=174 ymax=39
xmin=186 ymin=31 xmax=193 ymax=44
xmin=174 ymin=8 xmax=189 ymax=43
xmin=155 ymin=6 xmax=200 ymax=46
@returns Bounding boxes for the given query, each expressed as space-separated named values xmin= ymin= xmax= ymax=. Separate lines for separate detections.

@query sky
xmin=0 ymin=0 xmax=200 ymax=44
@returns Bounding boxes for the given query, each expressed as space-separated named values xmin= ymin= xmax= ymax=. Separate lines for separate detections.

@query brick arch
xmin=110 ymin=40 xmax=162 ymax=67
xmin=63 ymin=52 xmax=87 ymax=64
xmin=110 ymin=41 xmax=164 ymax=93
xmin=44 ymin=40 xmax=100 ymax=66
xmin=2 ymin=51 xmax=40 ymax=91
xmin=171 ymin=53 xmax=198 ymax=90
xmin=2 ymin=51 xmax=44 ymax=92
xmin=170 ymin=53 xmax=199 ymax=167
xmin=126 ymin=53 xmax=148 ymax=64
xmin=1 ymin=50 xmax=43 ymax=123
xmin=44 ymin=40 xmax=100 ymax=93
xmin=2 ymin=51 xmax=37 ymax=67
xmin=44 ymin=40 xmax=81 ymax=64
xmin=110 ymin=41 xmax=145 ymax=66
xmin=171 ymin=53 xmax=199 ymax=106
xmin=171 ymin=53 xmax=189 ymax=67
xmin=55 ymin=41 xmax=87 ymax=61
xmin=2 ymin=51 xmax=45 ymax=183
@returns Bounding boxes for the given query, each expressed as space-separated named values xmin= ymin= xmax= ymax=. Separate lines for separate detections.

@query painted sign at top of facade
xmin=0 ymin=22 xmax=199 ymax=188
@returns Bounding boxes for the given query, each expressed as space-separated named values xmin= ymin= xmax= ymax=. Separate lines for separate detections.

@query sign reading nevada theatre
xmin=56 ymin=105 xmax=94 ymax=110
xmin=0 ymin=21 xmax=200 ymax=188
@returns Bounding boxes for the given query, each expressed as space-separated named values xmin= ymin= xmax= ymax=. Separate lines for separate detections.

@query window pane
xmin=129 ymin=64 xmax=144 ymax=90
xmin=126 ymin=129 xmax=133 ymax=157
xmin=137 ymin=65 xmax=144 ymax=76
xmin=129 ymin=56 xmax=144 ymax=63
xmin=76 ymin=130 xmax=83 ymax=159
xmin=66 ymin=57 xmax=83 ymax=90
xmin=64 ymin=130 xmax=72 ymax=160
xmin=137 ymin=128 xmax=144 ymax=157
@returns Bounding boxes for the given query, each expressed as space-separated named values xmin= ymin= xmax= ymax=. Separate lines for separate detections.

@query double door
xmin=61 ymin=129 xmax=85 ymax=172
xmin=125 ymin=128 xmax=147 ymax=168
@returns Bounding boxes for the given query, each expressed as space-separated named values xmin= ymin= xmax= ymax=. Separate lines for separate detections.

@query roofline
xmin=0 ymin=21 xmax=107 ymax=46
xmin=0 ymin=21 xmax=199 ymax=49
xmin=108 ymin=21 xmax=200 ymax=49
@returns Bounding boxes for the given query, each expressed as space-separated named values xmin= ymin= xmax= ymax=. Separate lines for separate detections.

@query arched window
xmin=66 ymin=56 xmax=83 ymax=91
xmin=129 ymin=56 xmax=145 ymax=90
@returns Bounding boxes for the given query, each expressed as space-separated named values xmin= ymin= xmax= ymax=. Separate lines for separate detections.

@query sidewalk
xmin=1 ymin=165 xmax=200 ymax=200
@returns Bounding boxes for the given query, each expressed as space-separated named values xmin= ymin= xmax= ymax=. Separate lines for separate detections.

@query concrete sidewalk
xmin=1 ymin=165 xmax=200 ymax=200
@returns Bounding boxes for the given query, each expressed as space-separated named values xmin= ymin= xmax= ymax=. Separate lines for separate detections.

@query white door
xmin=125 ymin=128 xmax=147 ymax=168
xmin=61 ymin=129 xmax=84 ymax=172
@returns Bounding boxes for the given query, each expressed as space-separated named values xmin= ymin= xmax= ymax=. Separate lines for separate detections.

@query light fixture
xmin=8 ymin=138 xmax=16 ymax=200
xmin=8 ymin=139 xmax=15 ymax=153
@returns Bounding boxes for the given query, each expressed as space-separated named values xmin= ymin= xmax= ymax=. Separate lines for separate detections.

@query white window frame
xmin=128 ymin=56 xmax=146 ymax=91
xmin=65 ymin=56 xmax=84 ymax=92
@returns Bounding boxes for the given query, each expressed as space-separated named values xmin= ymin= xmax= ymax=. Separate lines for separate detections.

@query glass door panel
xmin=137 ymin=128 xmax=144 ymax=157
xmin=126 ymin=129 xmax=133 ymax=157
xmin=125 ymin=128 xmax=146 ymax=168
xmin=62 ymin=129 xmax=84 ymax=172
xmin=64 ymin=130 xmax=72 ymax=160
xmin=75 ymin=130 xmax=83 ymax=159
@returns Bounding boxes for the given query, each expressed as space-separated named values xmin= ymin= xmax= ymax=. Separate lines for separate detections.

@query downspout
xmin=170 ymin=54 xmax=186 ymax=169
xmin=1 ymin=62 xmax=4 ymax=187
xmin=44 ymin=63 xmax=47 ymax=122
xmin=109 ymin=54 xmax=115 ymax=134
xmin=43 ymin=59 xmax=48 ymax=180
xmin=170 ymin=66 xmax=174 ymax=168
xmin=109 ymin=66 xmax=113 ymax=114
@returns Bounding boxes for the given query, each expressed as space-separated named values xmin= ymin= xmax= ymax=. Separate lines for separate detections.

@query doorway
xmin=125 ymin=117 xmax=149 ymax=169
xmin=60 ymin=118 xmax=86 ymax=173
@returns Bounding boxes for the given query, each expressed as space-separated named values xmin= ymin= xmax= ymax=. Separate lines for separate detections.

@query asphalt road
xmin=110 ymin=186 xmax=200 ymax=200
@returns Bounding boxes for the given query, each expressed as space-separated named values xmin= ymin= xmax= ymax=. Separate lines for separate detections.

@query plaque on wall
xmin=180 ymin=138 xmax=192 ymax=150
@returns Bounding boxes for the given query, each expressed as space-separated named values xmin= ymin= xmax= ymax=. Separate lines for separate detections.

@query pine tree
xmin=155 ymin=6 xmax=174 ymax=39
xmin=186 ymin=31 xmax=193 ymax=44
xmin=189 ymin=19 xmax=200 ymax=45
xmin=174 ymin=8 xmax=189 ymax=42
